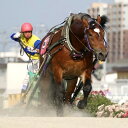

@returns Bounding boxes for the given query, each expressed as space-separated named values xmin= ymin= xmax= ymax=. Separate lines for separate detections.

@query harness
xmin=40 ymin=13 xmax=108 ymax=74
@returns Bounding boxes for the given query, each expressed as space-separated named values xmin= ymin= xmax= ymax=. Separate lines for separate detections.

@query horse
xmin=39 ymin=13 xmax=109 ymax=116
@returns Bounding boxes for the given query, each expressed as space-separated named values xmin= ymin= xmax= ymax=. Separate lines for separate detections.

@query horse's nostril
xmin=99 ymin=52 xmax=103 ymax=56
xmin=97 ymin=52 xmax=106 ymax=61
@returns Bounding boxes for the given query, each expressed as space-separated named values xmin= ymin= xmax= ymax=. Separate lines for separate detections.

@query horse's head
xmin=70 ymin=13 xmax=109 ymax=61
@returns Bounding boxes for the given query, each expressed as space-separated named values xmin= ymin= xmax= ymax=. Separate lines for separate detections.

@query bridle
xmin=84 ymin=18 xmax=108 ymax=52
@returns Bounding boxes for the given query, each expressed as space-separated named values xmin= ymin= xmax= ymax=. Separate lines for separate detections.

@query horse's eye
xmin=89 ymin=21 xmax=96 ymax=29
xmin=90 ymin=24 xmax=95 ymax=29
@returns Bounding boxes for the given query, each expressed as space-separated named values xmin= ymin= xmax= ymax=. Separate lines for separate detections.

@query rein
xmin=68 ymin=24 xmax=90 ymax=52
xmin=18 ymin=41 xmax=32 ymax=60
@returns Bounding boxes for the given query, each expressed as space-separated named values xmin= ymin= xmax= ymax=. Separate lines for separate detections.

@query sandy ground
xmin=0 ymin=105 xmax=128 ymax=128
xmin=0 ymin=117 xmax=127 ymax=128
xmin=0 ymin=101 xmax=127 ymax=128
xmin=0 ymin=104 xmax=92 ymax=117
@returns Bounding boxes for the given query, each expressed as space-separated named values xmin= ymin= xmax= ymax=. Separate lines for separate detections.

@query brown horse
xmin=39 ymin=13 xmax=108 ymax=116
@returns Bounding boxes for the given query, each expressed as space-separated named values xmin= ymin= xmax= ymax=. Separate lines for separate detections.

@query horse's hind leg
xmin=77 ymin=78 xmax=92 ymax=109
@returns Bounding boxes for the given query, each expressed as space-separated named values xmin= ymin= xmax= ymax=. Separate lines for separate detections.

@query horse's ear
xmin=96 ymin=15 xmax=101 ymax=24
xmin=70 ymin=13 xmax=74 ymax=16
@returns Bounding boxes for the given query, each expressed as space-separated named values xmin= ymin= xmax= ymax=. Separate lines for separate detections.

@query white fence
xmin=92 ymin=77 xmax=128 ymax=103
xmin=6 ymin=63 xmax=28 ymax=94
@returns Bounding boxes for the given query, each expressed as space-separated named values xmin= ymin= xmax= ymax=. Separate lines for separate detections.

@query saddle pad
xmin=40 ymin=35 xmax=50 ymax=55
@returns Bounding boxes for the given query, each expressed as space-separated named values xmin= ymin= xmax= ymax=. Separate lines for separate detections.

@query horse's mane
xmin=100 ymin=15 xmax=109 ymax=29
xmin=71 ymin=13 xmax=91 ymax=20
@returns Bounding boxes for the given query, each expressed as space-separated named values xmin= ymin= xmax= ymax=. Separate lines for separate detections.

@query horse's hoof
xmin=77 ymin=100 xmax=87 ymax=109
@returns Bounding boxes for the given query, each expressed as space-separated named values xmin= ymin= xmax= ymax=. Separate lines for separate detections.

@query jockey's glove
xmin=13 ymin=32 xmax=21 ymax=38
xmin=27 ymin=46 xmax=34 ymax=51
xmin=27 ymin=47 xmax=37 ymax=52
xmin=24 ymin=47 xmax=37 ymax=55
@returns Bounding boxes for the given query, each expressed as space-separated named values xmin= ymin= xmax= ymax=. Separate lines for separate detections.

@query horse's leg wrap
xmin=83 ymin=79 xmax=92 ymax=97
xmin=77 ymin=79 xmax=92 ymax=109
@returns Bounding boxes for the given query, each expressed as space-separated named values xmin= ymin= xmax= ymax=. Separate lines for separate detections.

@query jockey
xmin=10 ymin=23 xmax=41 ymax=60
xmin=10 ymin=23 xmax=41 ymax=92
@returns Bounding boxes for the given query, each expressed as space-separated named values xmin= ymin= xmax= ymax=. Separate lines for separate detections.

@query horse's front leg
xmin=53 ymin=68 xmax=65 ymax=116
xmin=77 ymin=71 xmax=92 ymax=109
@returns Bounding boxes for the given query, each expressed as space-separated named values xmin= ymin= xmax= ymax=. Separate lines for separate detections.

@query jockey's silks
xmin=20 ymin=34 xmax=41 ymax=59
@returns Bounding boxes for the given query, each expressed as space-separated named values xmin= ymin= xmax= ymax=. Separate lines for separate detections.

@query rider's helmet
xmin=21 ymin=23 xmax=33 ymax=32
